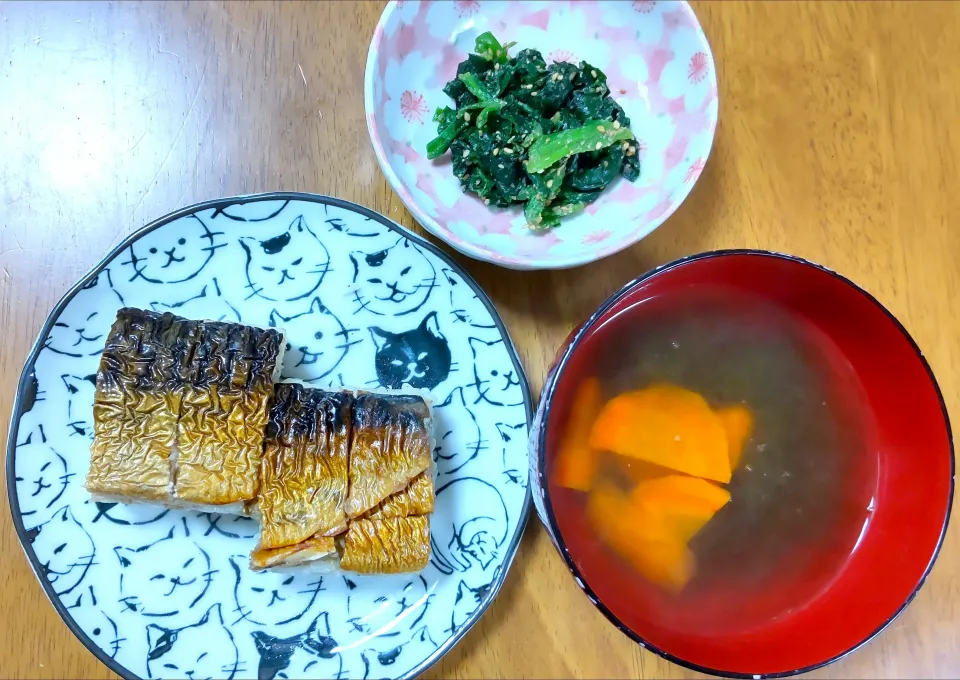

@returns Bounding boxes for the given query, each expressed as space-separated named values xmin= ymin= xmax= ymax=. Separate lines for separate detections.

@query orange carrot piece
xmin=631 ymin=475 xmax=730 ymax=544
xmin=717 ymin=405 xmax=754 ymax=468
xmin=553 ymin=377 xmax=603 ymax=491
xmin=587 ymin=483 xmax=696 ymax=591
xmin=589 ymin=384 xmax=732 ymax=484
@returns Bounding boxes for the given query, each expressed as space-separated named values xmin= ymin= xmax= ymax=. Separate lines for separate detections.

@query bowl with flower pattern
xmin=365 ymin=0 xmax=718 ymax=269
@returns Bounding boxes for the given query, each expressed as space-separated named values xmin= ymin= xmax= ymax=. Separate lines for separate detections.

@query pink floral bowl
xmin=365 ymin=1 xmax=718 ymax=270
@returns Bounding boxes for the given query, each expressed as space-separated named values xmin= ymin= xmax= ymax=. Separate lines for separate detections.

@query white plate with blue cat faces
xmin=6 ymin=193 xmax=532 ymax=680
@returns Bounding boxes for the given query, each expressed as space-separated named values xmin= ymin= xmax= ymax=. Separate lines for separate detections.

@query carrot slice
xmin=587 ymin=483 xmax=695 ymax=591
xmin=588 ymin=384 xmax=732 ymax=484
xmin=631 ymin=475 xmax=730 ymax=544
xmin=716 ymin=405 xmax=754 ymax=468
xmin=553 ymin=377 xmax=603 ymax=491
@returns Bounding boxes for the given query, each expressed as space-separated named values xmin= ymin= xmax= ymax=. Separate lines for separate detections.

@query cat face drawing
xmin=43 ymin=270 xmax=122 ymax=358
xmin=350 ymin=237 xmax=437 ymax=316
xmin=26 ymin=505 xmax=95 ymax=596
xmin=240 ymin=215 xmax=331 ymax=303
xmin=150 ymin=279 xmax=241 ymax=323
xmin=430 ymin=477 xmax=509 ymax=575
xmin=341 ymin=575 xmax=431 ymax=641
xmin=15 ymin=446 xmax=71 ymax=520
xmin=370 ymin=312 xmax=452 ymax=390
xmin=114 ymin=528 xmax=214 ymax=617
xmin=229 ymin=557 xmax=325 ymax=627
xmin=466 ymin=337 xmax=526 ymax=407
xmin=145 ymin=604 xmax=240 ymax=680
xmin=269 ymin=297 xmax=359 ymax=382
xmin=123 ymin=215 xmax=226 ymax=285
xmin=433 ymin=387 xmax=484 ymax=476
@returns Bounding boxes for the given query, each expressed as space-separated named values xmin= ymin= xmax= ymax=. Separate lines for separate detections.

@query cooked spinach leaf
xmin=426 ymin=33 xmax=641 ymax=228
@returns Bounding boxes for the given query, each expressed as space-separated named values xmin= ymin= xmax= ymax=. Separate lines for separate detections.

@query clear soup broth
xmin=548 ymin=286 xmax=879 ymax=636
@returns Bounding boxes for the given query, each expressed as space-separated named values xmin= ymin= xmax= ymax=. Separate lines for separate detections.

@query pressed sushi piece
xmin=173 ymin=318 xmax=284 ymax=507
xmin=256 ymin=383 xmax=353 ymax=550
xmin=364 ymin=470 xmax=435 ymax=520
xmin=86 ymin=307 xmax=284 ymax=510
xmin=86 ymin=309 xmax=198 ymax=501
xmin=249 ymin=535 xmax=337 ymax=571
xmin=344 ymin=393 xmax=433 ymax=518
xmin=339 ymin=516 xmax=431 ymax=574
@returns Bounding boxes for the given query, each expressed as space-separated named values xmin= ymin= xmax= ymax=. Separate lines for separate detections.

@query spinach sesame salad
xmin=426 ymin=32 xmax=640 ymax=230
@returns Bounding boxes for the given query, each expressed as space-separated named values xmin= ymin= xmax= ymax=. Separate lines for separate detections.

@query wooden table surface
xmin=1 ymin=1 xmax=958 ymax=678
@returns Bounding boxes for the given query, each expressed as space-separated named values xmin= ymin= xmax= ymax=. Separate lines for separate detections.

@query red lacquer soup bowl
xmin=529 ymin=250 xmax=953 ymax=677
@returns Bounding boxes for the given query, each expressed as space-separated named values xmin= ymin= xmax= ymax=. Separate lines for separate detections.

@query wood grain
xmin=1 ymin=1 xmax=958 ymax=678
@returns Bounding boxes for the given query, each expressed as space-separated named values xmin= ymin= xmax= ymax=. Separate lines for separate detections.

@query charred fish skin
xmin=86 ymin=309 xmax=197 ymax=500
xmin=86 ymin=307 xmax=284 ymax=506
xmin=344 ymin=393 xmax=433 ymax=519
xmin=256 ymin=383 xmax=353 ymax=550
xmin=174 ymin=320 xmax=284 ymax=504
xmin=339 ymin=516 xmax=431 ymax=574
xmin=364 ymin=470 xmax=435 ymax=520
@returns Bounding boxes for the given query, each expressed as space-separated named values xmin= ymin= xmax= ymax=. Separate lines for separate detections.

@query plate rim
xmin=5 ymin=191 xmax=534 ymax=680
xmin=363 ymin=0 xmax=719 ymax=270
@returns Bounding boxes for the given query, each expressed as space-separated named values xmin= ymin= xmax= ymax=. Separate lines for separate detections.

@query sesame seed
xmin=595 ymin=142 xmax=602 ymax=149
xmin=546 ymin=179 xmax=553 ymax=188
xmin=621 ymin=142 xmax=629 ymax=150
xmin=613 ymin=120 xmax=621 ymax=129
xmin=462 ymin=149 xmax=469 ymax=158
xmin=532 ymin=90 xmax=539 ymax=96
xmin=523 ymin=83 xmax=532 ymax=89
xmin=493 ymin=148 xmax=500 ymax=156
xmin=627 ymin=148 xmax=635 ymax=156
xmin=603 ymin=161 xmax=608 ymax=167
xmin=596 ymin=125 xmax=605 ymax=132
xmin=498 ymin=163 xmax=504 ymax=169
xmin=464 ymin=112 xmax=471 ymax=122
xmin=503 ymin=147 xmax=513 ymax=154
xmin=494 ymin=63 xmax=500 ymax=71
xmin=591 ymin=69 xmax=597 ymax=77
xmin=484 ymin=198 xmax=490 ymax=205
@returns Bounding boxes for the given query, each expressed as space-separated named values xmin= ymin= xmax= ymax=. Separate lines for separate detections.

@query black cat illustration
xmin=43 ymin=269 xmax=123 ymax=358
xmin=114 ymin=528 xmax=214 ymax=617
xmin=269 ymin=297 xmax=359 ymax=383
xmin=240 ymin=215 xmax=331 ymax=302
xmin=466 ymin=336 xmax=526 ymax=407
xmin=145 ymin=603 xmax=240 ymax=680
xmin=15 ymin=446 xmax=72 ymax=519
xmin=122 ymin=214 xmax=226 ymax=284
xmin=349 ymin=237 xmax=437 ymax=316
xmin=26 ymin=505 xmax=95 ymax=596
xmin=210 ymin=199 xmax=290 ymax=222
xmin=251 ymin=611 xmax=342 ymax=680
xmin=433 ymin=386 xmax=485 ymax=475
xmin=150 ymin=278 xmax=241 ymax=323
xmin=430 ymin=477 xmax=509 ymax=576
xmin=370 ymin=311 xmax=452 ymax=390
xmin=229 ymin=557 xmax=325 ymax=627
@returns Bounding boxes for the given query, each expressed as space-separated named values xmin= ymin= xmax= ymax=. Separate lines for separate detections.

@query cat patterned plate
xmin=6 ymin=193 xmax=532 ymax=680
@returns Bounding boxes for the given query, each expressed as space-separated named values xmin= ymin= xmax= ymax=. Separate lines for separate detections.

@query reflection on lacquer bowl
xmin=530 ymin=251 xmax=953 ymax=677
